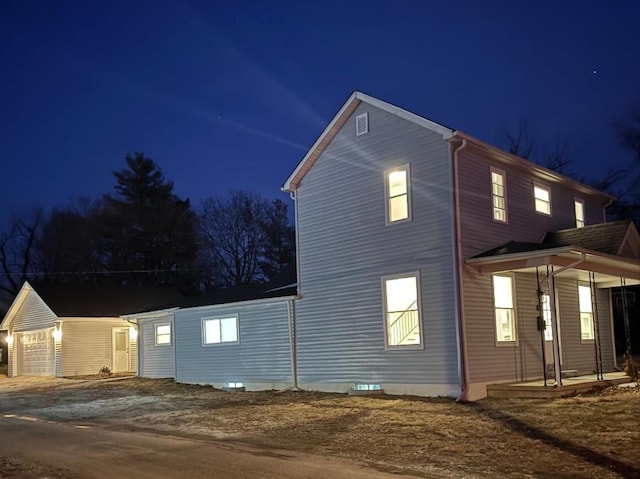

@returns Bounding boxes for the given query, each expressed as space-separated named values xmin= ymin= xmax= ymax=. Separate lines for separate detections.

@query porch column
xmin=548 ymin=273 xmax=563 ymax=386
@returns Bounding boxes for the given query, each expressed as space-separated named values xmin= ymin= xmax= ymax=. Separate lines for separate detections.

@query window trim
xmin=533 ymin=183 xmax=552 ymax=216
xmin=574 ymin=197 xmax=585 ymax=228
xmin=490 ymin=166 xmax=508 ymax=223
xmin=201 ymin=315 xmax=240 ymax=346
xmin=578 ymin=283 xmax=594 ymax=342
xmin=492 ymin=273 xmax=518 ymax=346
xmin=154 ymin=323 xmax=172 ymax=346
xmin=384 ymin=163 xmax=412 ymax=225
xmin=381 ymin=271 xmax=424 ymax=350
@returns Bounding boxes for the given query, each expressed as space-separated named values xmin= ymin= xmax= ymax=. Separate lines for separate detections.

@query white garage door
xmin=16 ymin=329 xmax=55 ymax=376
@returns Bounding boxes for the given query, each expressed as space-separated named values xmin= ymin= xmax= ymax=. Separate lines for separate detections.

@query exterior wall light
xmin=6 ymin=334 xmax=13 ymax=346
xmin=129 ymin=326 xmax=138 ymax=340
xmin=53 ymin=328 xmax=62 ymax=341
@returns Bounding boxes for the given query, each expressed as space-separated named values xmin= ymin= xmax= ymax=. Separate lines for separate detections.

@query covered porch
xmin=467 ymin=221 xmax=640 ymax=394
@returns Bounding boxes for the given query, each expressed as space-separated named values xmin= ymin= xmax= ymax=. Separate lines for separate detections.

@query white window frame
xmin=381 ymin=271 xmax=423 ymax=349
xmin=490 ymin=166 xmax=507 ymax=223
xmin=578 ymin=283 xmax=594 ymax=342
xmin=154 ymin=323 xmax=172 ymax=346
xmin=384 ymin=164 xmax=412 ymax=224
xmin=533 ymin=183 xmax=552 ymax=215
xmin=574 ymin=198 xmax=585 ymax=228
xmin=492 ymin=273 xmax=518 ymax=345
xmin=355 ymin=112 xmax=369 ymax=136
xmin=202 ymin=315 xmax=239 ymax=346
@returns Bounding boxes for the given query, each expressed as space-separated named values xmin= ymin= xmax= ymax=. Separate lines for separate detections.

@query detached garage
xmin=1 ymin=281 xmax=182 ymax=378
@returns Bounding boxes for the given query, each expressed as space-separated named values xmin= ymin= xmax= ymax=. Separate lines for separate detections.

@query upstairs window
xmin=490 ymin=168 xmax=507 ymax=222
xmin=382 ymin=273 xmax=422 ymax=347
xmin=155 ymin=323 xmax=171 ymax=345
xmin=578 ymin=284 xmax=594 ymax=341
xmin=385 ymin=165 xmax=411 ymax=223
xmin=202 ymin=316 xmax=239 ymax=345
xmin=493 ymin=274 xmax=517 ymax=343
xmin=534 ymin=185 xmax=551 ymax=215
xmin=356 ymin=112 xmax=369 ymax=136
xmin=574 ymin=199 xmax=585 ymax=228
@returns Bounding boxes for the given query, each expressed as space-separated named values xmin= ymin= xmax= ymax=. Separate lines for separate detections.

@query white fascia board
xmin=282 ymin=92 xmax=360 ymax=192
xmin=175 ymin=295 xmax=298 ymax=314
xmin=121 ymin=307 xmax=180 ymax=321
xmin=282 ymin=91 xmax=454 ymax=192
xmin=0 ymin=281 xmax=35 ymax=330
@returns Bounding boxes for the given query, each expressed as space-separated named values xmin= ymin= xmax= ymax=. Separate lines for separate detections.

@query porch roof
xmin=467 ymin=221 xmax=640 ymax=286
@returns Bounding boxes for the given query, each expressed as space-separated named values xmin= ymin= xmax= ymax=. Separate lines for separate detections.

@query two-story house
xmin=282 ymin=91 xmax=640 ymax=400
xmin=17 ymin=91 xmax=636 ymax=400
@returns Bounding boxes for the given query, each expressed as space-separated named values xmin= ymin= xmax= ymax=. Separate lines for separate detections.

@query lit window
xmin=493 ymin=274 xmax=516 ymax=343
xmin=383 ymin=273 xmax=421 ymax=347
xmin=385 ymin=165 xmax=411 ymax=223
xmin=203 ymin=316 xmax=238 ymax=345
xmin=574 ymin=199 xmax=585 ymax=228
xmin=491 ymin=168 xmax=507 ymax=222
xmin=578 ymin=285 xmax=594 ymax=341
xmin=534 ymin=185 xmax=551 ymax=215
xmin=155 ymin=324 xmax=171 ymax=345
xmin=541 ymin=294 xmax=553 ymax=341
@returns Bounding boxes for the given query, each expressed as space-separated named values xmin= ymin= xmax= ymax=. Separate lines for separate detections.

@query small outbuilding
xmin=0 ymin=281 xmax=182 ymax=377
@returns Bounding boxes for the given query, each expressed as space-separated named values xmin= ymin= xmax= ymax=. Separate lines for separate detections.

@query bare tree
xmin=0 ymin=209 xmax=44 ymax=295
xmin=505 ymin=119 xmax=535 ymax=160
xmin=503 ymin=119 xmax=574 ymax=175
xmin=197 ymin=191 xmax=294 ymax=289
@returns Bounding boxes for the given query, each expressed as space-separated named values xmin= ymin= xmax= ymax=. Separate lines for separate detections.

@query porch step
xmin=486 ymin=374 xmax=631 ymax=399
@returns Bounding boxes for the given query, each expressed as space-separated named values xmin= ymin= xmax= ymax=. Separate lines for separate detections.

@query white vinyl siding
xmin=385 ymin=165 xmax=411 ymax=223
xmin=493 ymin=274 xmax=517 ymax=343
xmin=382 ymin=273 xmax=422 ymax=347
xmin=202 ymin=316 xmax=239 ymax=345
xmin=578 ymin=284 xmax=594 ymax=341
xmin=490 ymin=167 xmax=507 ymax=222
xmin=534 ymin=184 xmax=551 ymax=215
xmin=155 ymin=323 xmax=171 ymax=345
xmin=574 ymin=198 xmax=585 ymax=228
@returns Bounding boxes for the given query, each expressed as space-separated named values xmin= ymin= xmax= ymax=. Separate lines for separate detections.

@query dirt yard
xmin=1 ymin=377 xmax=639 ymax=478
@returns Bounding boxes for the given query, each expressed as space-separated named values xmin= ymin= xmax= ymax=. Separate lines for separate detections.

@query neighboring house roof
xmin=129 ymin=263 xmax=298 ymax=314
xmin=18 ymin=282 xmax=183 ymax=318
xmin=282 ymin=91 xmax=612 ymax=203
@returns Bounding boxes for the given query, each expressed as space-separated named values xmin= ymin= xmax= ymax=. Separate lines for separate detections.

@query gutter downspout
xmin=452 ymin=138 xmax=471 ymax=401
xmin=547 ymin=253 xmax=586 ymax=387
xmin=288 ymin=298 xmax=299 ymax=390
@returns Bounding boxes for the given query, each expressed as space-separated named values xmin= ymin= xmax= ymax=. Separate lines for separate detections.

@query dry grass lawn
xmin=2 ymin=377 xmax=639 ymax=478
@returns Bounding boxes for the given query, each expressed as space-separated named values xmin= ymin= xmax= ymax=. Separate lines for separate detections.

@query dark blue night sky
xmin=2 ymin=1 xmax=639 ymax=223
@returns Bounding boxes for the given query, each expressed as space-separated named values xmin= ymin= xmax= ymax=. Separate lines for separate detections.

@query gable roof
xmin=282 ymin=92 xmax=612 ymax=203
xmin=282 ymin=91 xmax=454 ymax=192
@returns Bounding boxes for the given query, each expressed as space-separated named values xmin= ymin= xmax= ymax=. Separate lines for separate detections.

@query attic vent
xmin=356 ymin=112 xmax=369 ymax=136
